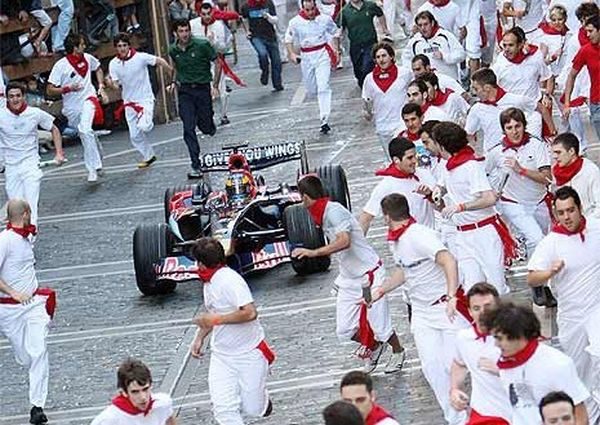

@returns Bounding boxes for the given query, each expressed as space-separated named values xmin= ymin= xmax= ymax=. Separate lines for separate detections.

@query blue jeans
xmin=51 ymin=0 xmax=74 ymax=52
xmin=591 ymin=103 xmax=600 ymax=142
xmin=350 ymin=43 xmax=375 ymax=88
xmin=250 ymin=37 xmax=282 ymax=89
xmin=178 ymin=84 xmax=216 ymax=170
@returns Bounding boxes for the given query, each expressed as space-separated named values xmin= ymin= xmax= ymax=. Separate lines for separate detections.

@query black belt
xmin=179 ymin=82 xmax=210 ymax=89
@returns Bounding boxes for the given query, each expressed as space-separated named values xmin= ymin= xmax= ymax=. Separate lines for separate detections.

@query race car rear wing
xmin=199 ymin=141 xmax=310 ymax=174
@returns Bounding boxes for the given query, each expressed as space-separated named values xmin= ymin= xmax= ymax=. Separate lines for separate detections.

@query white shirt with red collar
xmin=0 ymin=229 xmax=38 ymax=296
xmin=491 ymin=48 xmax=552 ymax=101
xmin=417 ymin=0 xmax=465 ymax=38
xmin=91 ymin=393 xmax=173 ymax=425
xmin=497 ymin=341 xmax=590 ymax=425
xmin=554 ymin=158 xmax=600 ymax=219
xmin=422 ymin=103 xmax=451 ymax=122
xmin=284 ymin=12 xmax=338 ymax=51
xmin=430 ymin=89 xmax=469 ymax=122
xmin=436 ymin=72 xmax=466 ymax=96
xmin=48 ymin=53 xmax=100 ymax=116
xmin=364 ymin=167 xmax=436 ymax=228
xmin=190 ymin=17 xmax=233 ymax=53
xmin=109 ymin=51 xmax=157 ymax=103
xmin=203 ymin=267 xmax=265 ymax=355
xmin=454 ymin=326 xmax=512 ymax=421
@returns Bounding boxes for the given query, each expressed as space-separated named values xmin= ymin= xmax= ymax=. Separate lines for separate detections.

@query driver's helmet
xmin=225 ymin=171 xmax=255 ymax=206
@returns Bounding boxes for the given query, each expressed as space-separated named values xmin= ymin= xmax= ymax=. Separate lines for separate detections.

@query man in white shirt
xmin=0 ymin=199 xmax=55 ymax=425
xmin=292 ymin=175 xmax=406 ymax=373
xmin=417 ymin=0 xmax=465 ymax=39
xmin=47 ymin=33 xmax=107 ymax=183
xmin=528 ymin=186 xmax=600 ymax=422
xmin=107 ymin=33 xmax=173 ymax=168
xmin=190 ymin=237 xmax=274 ymax=425
xmin=90 ymin=359 xmax=176 ymax=425
xmin=410 ymin=54 xmax=467 ymax=99
xmin=397 ymin=103 xmax=429 ymax=167
xmin=417 ymin=71 xmax=469 ymax=123
xmin=286 ymin=0 xmax=340 ymax=134
xmin=467 ymin=68 xmax=541 ymax=152
xmin=402 ymin=11 xmax=466 ymax=80
xmin=483 ymin=302 xmax=591 ymax=425
xmin=550 ymin=133 xmax=600 ymax=219
xmin=406 ymin=79 xmax=451 ymax=122
xmin=0 ymin=82 xmax=64 ymax=226
xmin=340 ymin=371 xmax=400 ymax=424
xmin=450 ymin=283 xmax=512 ymax=425
xmin=359 ymin=137 xmax=437 ymax=233
xmin=433 ymin=122 xmax=516 ymax=295
xmin=373 ymin=193 xmax=470 ymax=425
xmin=501 ymin=0 xmax=545 ymax=34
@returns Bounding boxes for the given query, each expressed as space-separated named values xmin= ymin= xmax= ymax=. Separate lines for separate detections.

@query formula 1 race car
xmin=132 ymin=141 xmax=351 ymax=295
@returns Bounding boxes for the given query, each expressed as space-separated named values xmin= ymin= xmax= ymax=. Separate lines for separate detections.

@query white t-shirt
xmin=0 ymin=229 xmax=38 ymax=296
xmin=504 ymin=0 xmax=545 ymax=33
xmin=109 ymin=52 xmax=157 ymax=103
xmin=454 ymin=327 xmax=512 ymax=421
xmin=323 ymin=201 xmax=381 ymax=279
xmin=374 ymin=418 xmax=399 ymax=425
xmin=486 ymin=136 xmax=550 ymax=205
xmin=402 ymin=29 xmax=466 ymax=79
xmin=423 ymin=104 xmax=451 ymax=122
xmin=362 ymin=66 xmax=413 ymax=136
xmin=434 ymin=91 xmax=469 ymax=123
xmin=48 ymin=53 xmax=100 ymax=115
xmin=191 ymin=18 xmax=233 ymax=53
xmin=491 ymin=50 xmax=552 ymax=101
xmin=465 ymin=93 xmax=538 ymax=152
xmin=363 ymin=170 xmax=436 ymax=228
xmin=528 ymin=218 xmax=600 ymax=326
xmin=555 ymin=158 xmax=600 ymax=219
xmin=0 ymin=106 xmax=55 ymax=165
xmin=529 ymin=30 xmax=572 ymax=77
xmin=285 ymin=14 xmax=338 ymax=49
xmin=441 ymin=160 xmax=498 ymax=226
xmin=90 ymin=393 xmax=173 ymax=425
xmin=437 ymin=72 xmax=466 ymax=95
xmin=498 ymin=343 xmax=589 ymax=425
xmin=417 ymin=1 xmax=465 ymax=37
xmin=203 ymin=267 xmax=265 ymax=355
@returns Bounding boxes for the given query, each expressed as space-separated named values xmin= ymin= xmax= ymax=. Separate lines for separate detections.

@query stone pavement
xmin=1 ymin=7 xmax=600 ymax=425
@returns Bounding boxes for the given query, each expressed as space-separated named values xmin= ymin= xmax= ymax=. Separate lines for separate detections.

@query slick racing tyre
xmin=133 ymin=223 xmax=177 ymax=295
xmin=284 ymin=204 xmax=330 ymax=275
xmin=163 ymin=185 xmax=197 ymax=223
xmin=315 ymin=165 xmax=351 ymax=211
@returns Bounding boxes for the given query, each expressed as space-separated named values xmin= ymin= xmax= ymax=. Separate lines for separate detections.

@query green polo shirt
xmin=339 ymin=1 xmax=383 ymax=47
xmin=169 ymin=37 xmax=217 ymax=84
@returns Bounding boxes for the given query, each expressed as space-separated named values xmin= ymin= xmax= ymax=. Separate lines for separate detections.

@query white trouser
xmin=377 ymin=131 xmax=395 ymax=162
xmin=273 ymin=0 xmax=288 ymax=61
xmin=383 ymin=0 xmax=396 ymax=33
xmin=301 ymin=49 xmax=332 ymax=126
xmin=64 ymin=100 xmax=103 ymax=173
xmin=464 ymin=4 xmax=482 ymax=60
xmin=558 ymin=310 xmax=600 ymax=424
xmin=412 ymin=306 xmax=468 ymax=425
xmin=335 ymin=267 xmax=394 ymax=343
xmin=480 ymin=16 xmax=497 ymax=65
xmin=125 ymin=100 xmax=156 ymax=161
xmin=0 ymin=299 xmax=50 ymax=407
xmin=208 ymin=348 xmax=270 ymax=425
xmin=5 ymin=157 xmax=43 ymax=225
xmin=454 ymin=224 xmax=509 ymax=295
xmin=498 ymin=201 xmax=549 ymax=255
xmin=559 ymin=105 xmax=589 ymax=152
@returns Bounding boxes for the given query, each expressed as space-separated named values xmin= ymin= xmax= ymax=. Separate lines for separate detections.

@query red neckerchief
xmin=538 ymin=21 xmax=568 ymax=36
xmin=399 ymin=129 xmax=420 ymax=142
xmin=505 ymin=44 xmax=539 ymax=64
xmin=473 ymin=323 xmax=489 ymax=342
xmin=421 ymin=101 xmax=432 ymax=114
xmin=552 ymin=156 xmax=584 ymax=186
xmin=482 ymin=86 xmax=507 ymax=106
xmin=111 ymin=394 xmax=154 ymax=416
xmin=428 ymin=0 xmax=451 ymax=5
xmin=502 ymin=132 xmax=530 ymax=152
xmin=299 ymin=7 xmax=320 ymax=19
xmin=426 ymin=23 xmax=441 ymax=39
xmin=66 ymin=53 xmax=89 ymax=77
xmin=431 ymin=88 xmax=454 ymax=106
xmin=551 ymin=216 xmax=586 ymax=242
xmin=247 ymin=0 xmax=267 ymax=8
xmin=7 ymin=102 xmax=28 ymax=116
xmin=118 ymin=48 xmax=137 ymax=62
xmin=578 ymin=27 xmax=590 ymax=46
xmin=497 ymin=339 xmax=539 ymax=369
xmin=197 ymin=264 xmax=225 ymax=283
xmin=307 ymin=197 xmax=330 ymax=226
xmin=372 ymin=63 xmax=398 ymax=93
xmin=375 ymin=163 xmax=420 ymax=180
xmin=7 ymin=223 xmax=37 ymax=238
xmin=387 ymin=217 xmax=416 ymax=241
xmin=446 ymin=146 xmax=485 ymax=171
xmin=366 ymin=404 xmax=395 ymax=425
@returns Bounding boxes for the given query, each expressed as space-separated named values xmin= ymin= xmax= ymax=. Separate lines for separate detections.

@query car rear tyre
xmin=164 ymin=185 xmax=197 ymax=223
xmin=315 ymin=165 xmax=351 ymax=211
xmin=133 ymin=223 xmax=177 ymax=295
xmin=284 ymin=204 xmax=331 ymax=275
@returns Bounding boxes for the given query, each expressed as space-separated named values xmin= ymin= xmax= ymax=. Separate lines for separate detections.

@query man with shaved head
xmin=0 ymin=199 xmax=55 ymax=425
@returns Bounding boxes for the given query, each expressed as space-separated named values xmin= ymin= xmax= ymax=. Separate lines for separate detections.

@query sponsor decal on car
xmin=200 ymin=141 xmax=302 ymax=168
xmin=157 ymin=256 xmax=198 ymax=281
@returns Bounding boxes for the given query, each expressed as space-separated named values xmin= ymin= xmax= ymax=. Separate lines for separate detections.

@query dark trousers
xmin=178 ymin=84 xmax=216 ymax=170
xmin=350 ymin=43 xmax=375 ymax=88
xmin=250 ymin=37 xmax=283 ymax=89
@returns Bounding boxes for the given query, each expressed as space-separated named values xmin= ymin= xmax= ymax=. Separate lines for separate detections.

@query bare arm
xmin=195 ymin=302 xmax=258 ymax=326
xmin=166 ymin=415 xmax=177 ymax=425
xmin=0 ymin=278 xmax=31 ymax=303
xmin=575 ymin=403 xmax=589 ymax=425
xmin=358 ymin=212 xmax=374 ymax=235
xmin=313 ymin=232 xmax=350 ymax=256
xmin=466 ymin=190 xmax=497 ymax=210
xmin=436 ymin=250 xmax=458 ymax=297
xmin=373 ymin=267 xmax=406 ymax=300
xmin=562 ymin=68 xmax=579 ymax=118
xmin=155 ymin=57 xmax=174 ymax=75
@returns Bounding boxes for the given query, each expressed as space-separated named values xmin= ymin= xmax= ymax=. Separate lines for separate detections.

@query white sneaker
xmin=363 ymin=343 xmax=386 ymax=374
xmin=384 ymin=347 xmax=406 ymax=374
xmin=87 ymin=170 xmax=98 ymax=182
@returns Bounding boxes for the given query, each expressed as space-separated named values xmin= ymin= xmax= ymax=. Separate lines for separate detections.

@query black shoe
xmin=263 ymin=399 xmax=273 ymax=417
xmin=260 ymin=69 xmax=269 ymax=86
xmin=272 ymin=85 xmax=284 ymax=92
xmin=187 ymin=168 xmax=203 ymax=179
xmin=544 ymin=287 xmax=557 ymax=308
xmin=30 ymin=406 xmax=47 ymax=425
xmin=320 ymin=123 xmax=331 ymax=134
xmin=532 ymin=286 xmax=547 ymax=307
xmin=219 ymin=116 xmax=230 ymax=126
